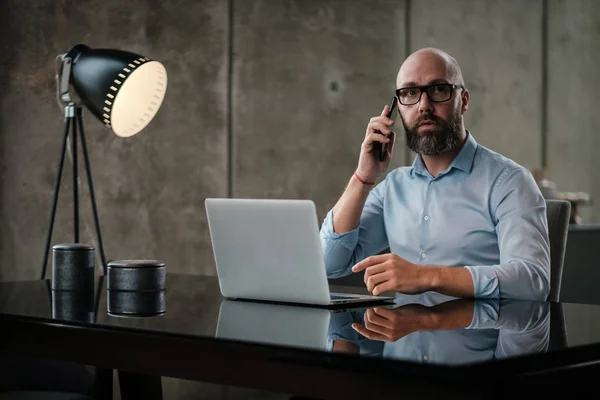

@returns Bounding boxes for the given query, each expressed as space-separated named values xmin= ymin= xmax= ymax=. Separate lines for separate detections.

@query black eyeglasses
xmin=395 ymin=83 xmax=465 ymax=106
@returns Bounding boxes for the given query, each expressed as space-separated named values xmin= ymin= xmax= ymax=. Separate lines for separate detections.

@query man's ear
xmin=461 ymin=89 xmax=470 ymax=115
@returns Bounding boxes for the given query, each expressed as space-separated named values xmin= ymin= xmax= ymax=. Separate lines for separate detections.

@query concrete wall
xmin=546 ymin=0 xmax=600 ymax=224
xmin=232 ymin=0 xmax=407 ymax=220
xmin=411 ymin=0 xmax=543 ymax=170
xmin=2 ymin=0 xmax=599 ymax=275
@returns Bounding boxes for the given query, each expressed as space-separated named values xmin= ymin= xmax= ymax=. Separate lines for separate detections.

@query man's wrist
xmin=419 ymin=265 xmax=441 ymax=292
xmin=350 ymin=172 xmax=376 ymax=193
xmin=353 ymin=171 xmax=376 ymax=185
xmin=353 ymin=170 xmax=378 ymax=185
xmin=424 ymin=309 xmax=442 ymax=330
xmin=418 ymin=265 xmax=475 ymax=298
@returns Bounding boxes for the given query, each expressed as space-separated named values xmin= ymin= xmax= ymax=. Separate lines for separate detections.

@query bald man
xmin=320 ymin=48 xmax=550 ymax=301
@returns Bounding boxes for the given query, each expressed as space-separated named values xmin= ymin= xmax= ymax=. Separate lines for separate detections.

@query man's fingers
xmin=369 ymin=116 xmax=395 ymax=126
xmin=365 ymin=116 xmax=394 ymax=138
xmin=352 ymin=323 xmax=388 ymax=342
xmin=365 ymin=133 xmax=391 ymax=146
xmin=380 ymin=105 xmax=389 ymax=116
xmin=352 ymin=254 xmax=390 ymax=273
xmin=366 ymin=270 xmax=390 ymax=294
xmin=363 ymin=263 xmax=388 ymax=285
xmin=369 ymin=122 xmax=392 ymax=135
xmin=372 ymin=280 xmax=395 ymax=296
xmin=387 ymin=131 xmax=396 ymax=155
xmin=363 ymin=317 xmax=391 ymax=336
xmin=372 ymin=306 xmax=396 ymax=320
xmin=365 ymin=308 xmax=394 ymax=329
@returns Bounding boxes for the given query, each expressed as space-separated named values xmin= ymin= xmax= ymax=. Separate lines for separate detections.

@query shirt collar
xmin=411 ymin=130 xmax=478 ymax=177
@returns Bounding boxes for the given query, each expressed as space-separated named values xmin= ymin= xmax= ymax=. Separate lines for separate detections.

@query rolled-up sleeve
xmin=465 ymin=168 xmax=551 ymax=300
xmin=320 ymin=180 xmax=389 ymax=278
xmin=466 ymin=299 xmax=550 ymax=358
xmin=466 ymin=299 xmax=500 ymax=329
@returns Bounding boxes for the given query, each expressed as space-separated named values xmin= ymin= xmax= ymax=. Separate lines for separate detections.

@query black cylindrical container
xmin=107 ymin=260 xmax=166 ymax=291
xmin=107 ymin=290 xmax=166 ymax=316
xmin=52 ymin=243 xmax=95 ymax=291
xmin=52 ymin=288 xmax=95 ymax=322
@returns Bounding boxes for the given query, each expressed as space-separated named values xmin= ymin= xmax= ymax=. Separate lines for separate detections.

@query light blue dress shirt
xmin=320 ymin=131 xmax=550 ymax=300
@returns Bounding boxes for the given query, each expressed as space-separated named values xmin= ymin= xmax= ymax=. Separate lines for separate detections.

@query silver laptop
xmin=204 ymin=198 xmax=395 ymax=307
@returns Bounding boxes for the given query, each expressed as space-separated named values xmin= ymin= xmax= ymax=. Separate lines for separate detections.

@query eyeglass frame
xmin=394 ymin=83 xmax=466 ymax=106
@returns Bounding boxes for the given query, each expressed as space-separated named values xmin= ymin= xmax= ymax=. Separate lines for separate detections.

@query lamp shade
xmin=66 ymin=44 xmax=167 ymax=138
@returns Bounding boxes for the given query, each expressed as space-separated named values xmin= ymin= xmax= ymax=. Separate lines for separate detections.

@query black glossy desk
xmin=1 ymin=273 xmax=600 ymax=399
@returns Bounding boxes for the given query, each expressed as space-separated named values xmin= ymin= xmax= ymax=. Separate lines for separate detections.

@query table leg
xmin=118 ymin=370 xmax=162 ymax=400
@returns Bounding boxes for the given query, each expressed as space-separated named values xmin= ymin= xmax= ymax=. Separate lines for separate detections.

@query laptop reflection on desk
xmin=215 ymin=300 xmax=394 ymax=351
xmin=215 ymin=300 xmax=332 ymax=351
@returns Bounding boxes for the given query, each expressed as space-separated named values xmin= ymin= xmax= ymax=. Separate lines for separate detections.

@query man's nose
xmin=418 ymin=91 xmax=434 ymax=114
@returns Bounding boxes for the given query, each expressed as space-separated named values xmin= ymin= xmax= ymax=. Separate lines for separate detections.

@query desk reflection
xmin=215 ymin=293 xmax=550 ymax=366
xmin=215 ymin=300 xmax=394 ymax=351
xmin=329 ymin=293 xmax=550 ymax=365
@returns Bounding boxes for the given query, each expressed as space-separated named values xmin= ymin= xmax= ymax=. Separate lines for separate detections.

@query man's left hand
xmin=352 ymin=253 xmax=431 ymax=295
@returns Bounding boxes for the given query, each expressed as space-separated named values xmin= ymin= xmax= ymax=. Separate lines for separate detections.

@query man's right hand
xmin=352 ymin=305 xmax=434 ymax=342
xmin=331 ymin=104 xmax=397 ymax=234
xmin=355 ymin=105 xmax=396 ymax=184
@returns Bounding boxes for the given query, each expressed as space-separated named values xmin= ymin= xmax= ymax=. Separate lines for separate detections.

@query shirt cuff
xmin=466 ymin=299 xmax=500 ymax=329
xmin=464 ymin=265 xmax=500 ymax=298
xmin=320 ymin=209 xmax=360 ymax=251
xmin=327 ymin=311 xmax=365 ymax=350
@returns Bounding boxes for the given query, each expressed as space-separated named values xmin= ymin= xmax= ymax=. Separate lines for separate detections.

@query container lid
xmin=107 ymin=260 xmax=166 ymax=269
xmin=53 ymin=243 xmax=95 ymax=251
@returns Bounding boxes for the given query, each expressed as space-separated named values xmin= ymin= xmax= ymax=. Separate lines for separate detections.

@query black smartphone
xmin=377 ymin=97 xmax=397 ymax=161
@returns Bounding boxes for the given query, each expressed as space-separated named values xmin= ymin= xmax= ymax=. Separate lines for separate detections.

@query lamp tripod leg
xmin=40 ymin=116 xmax=71 ymax=280
xmin=72 ymin=115 xmax=79 ymax=243
xmin=77 ymin=114 xmax=108 ymax=275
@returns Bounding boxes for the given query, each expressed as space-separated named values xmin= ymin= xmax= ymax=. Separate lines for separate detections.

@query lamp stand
xmin=40 ymin=103 xmax=107 ymax=279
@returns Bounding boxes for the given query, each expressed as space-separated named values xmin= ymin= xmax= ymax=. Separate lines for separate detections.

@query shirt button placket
xmin=419 ymin=179 xmax=434 ymax=263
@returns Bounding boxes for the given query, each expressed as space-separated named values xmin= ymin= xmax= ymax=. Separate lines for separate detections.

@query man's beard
xmin=403 ymin=112 xmax=462 ymax=156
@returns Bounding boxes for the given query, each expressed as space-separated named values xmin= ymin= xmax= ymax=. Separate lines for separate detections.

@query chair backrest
xmin=545 ymin=200 xmax=571 ymax=302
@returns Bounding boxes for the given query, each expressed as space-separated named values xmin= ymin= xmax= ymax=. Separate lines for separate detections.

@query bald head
xmin=397 ymin=48 xmax=464 ymax=88
xmin=395 ymin=48 xmax=469 ymax=157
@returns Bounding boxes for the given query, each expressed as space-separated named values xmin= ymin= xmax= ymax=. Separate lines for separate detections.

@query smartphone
xmin=376 ymin=97 xmax=397 ymax=162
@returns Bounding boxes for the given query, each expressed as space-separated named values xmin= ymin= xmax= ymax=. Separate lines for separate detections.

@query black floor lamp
xmin=41 ymin=44 xmax=168 ymax=279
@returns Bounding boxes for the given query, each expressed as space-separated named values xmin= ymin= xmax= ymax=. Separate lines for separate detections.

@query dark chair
xmin=545 ymin=200 xmax=571 ymax=302
xmin=560 ymin=225 xmax=600 ymax=304
xmin=548 ymin=302 xmax=568 ymax=351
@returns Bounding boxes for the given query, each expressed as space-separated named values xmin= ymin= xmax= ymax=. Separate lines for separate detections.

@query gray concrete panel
xmin=410 ymin=0 xmax=543 ymax=172
xmin=232 ymin=0 xmax=408 ymax=222
xmin=546 ymin=0 xmax=600 ymax=223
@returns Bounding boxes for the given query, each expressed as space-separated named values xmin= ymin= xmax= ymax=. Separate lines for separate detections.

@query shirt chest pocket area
xmin=424 ymin=197 xmax=497 ymax=254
